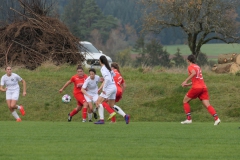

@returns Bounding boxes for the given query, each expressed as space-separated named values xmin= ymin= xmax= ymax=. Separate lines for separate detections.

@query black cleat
xmin=89 ymin=119 xmax=93 ymax=122
xmin=93 ymin=112 xmax=98 ymax=119
xmin=68 ymin=113 xmax=72 ymax=122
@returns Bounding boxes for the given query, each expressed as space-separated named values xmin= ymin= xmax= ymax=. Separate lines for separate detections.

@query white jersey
xmin=100 ymin=65 xmax=115 ymax=91
xmin=82 ymin=75 xmax=100 ymax=95
xmin=1 ymin=73 xmax=22 ymax=91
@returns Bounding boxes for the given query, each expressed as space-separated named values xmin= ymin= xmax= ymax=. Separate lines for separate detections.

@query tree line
xmin=1 ymin=0 xmax=240 ymax=68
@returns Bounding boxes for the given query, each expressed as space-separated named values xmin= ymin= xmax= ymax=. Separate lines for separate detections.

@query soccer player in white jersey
xmin=81 ymin=68 xmax=101 ymax=122
xmin=94 ymin=56 xmax=118 ymax=124
xmin=0 ymin=66 xmax=26 ymax=122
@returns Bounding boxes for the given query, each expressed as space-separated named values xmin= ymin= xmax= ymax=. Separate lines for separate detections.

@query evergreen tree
xmin=95 ymin=0 xmax=142 ymax=33
xmin=134 ymin=37 xmax=148 ymax=66
xmin=172 ymin=48 xmax=187 ymax=67
xmin=197 ymin=52 xmax=209 ymax=66
xmin=62 ymin=0 xmax=117 ymax=42
xmin=62 ymin=0 xmax=85 ymax=38
xmin=134 ymin=37 xmax=170 ymax=67
xmin=145 ymin=39 xmax=170 ymax=67
xmin=78 ymin=0 xmax=104 ymax=40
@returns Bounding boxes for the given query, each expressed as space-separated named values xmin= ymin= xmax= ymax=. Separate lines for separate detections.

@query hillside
xmin=0 ymin=64 xmax=239 ymax=122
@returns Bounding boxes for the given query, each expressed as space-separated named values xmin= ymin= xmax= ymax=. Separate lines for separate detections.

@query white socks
xmin=113 ymin=105 xmax=126 ymax=117
xmin=12 ymin=110 xmax=20 ymax=119
xmin=98 ymin=104 xmax=104 ymax=120
xmin=88 ymin=113 xmax=92 ymax=120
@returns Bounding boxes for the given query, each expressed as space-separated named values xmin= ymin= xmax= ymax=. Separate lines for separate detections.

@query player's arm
xmin=0 ymin=78 xmax=7 ymax=92
xmin=98 ymin=80 xmax=104 ymax=93
xmin=121 ymin=82 xmax=126 ymax=93
xmin=21 ymin=79 xmax=27 ymax=96
xmin=181 ymin=69 xmax=196 ymax=87
xmin=0 ymin=85 xmax=7 ymax=92
xmin=81 ymin=87 xmax=92 ymax=99
xmin=81 ymin=81 xmax=91 ymax=98
xmin=59 ymin=80 xmax=72 ymax=93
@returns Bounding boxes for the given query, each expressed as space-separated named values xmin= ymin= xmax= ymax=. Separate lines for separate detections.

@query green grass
xmin=0 ymin=64 xmax=240 ymax=122
xmin=163 ymin=43 xmax=240 ymax=56
xmin=1 ymin=64 xmax=240 ymax=159
xmin=0 ymin=121 xmax=240 ymax=160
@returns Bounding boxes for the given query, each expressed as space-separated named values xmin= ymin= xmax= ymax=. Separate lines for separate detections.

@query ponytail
xmin=111 ymin=62 xmax=121 ymax=74
xmin=99 ymin=55 xmax=111 ymax=72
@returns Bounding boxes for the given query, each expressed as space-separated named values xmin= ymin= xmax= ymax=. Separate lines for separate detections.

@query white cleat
xmin=214 ymin=118 xmax=221 ymax=126
xmin=181 ymin=119 xmax=192 ymax=124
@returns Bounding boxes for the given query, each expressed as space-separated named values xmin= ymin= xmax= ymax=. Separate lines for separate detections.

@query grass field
xmin=0 ymin=63 xmax=240 ymax=159
xmin=1 ymin=121 xmax=240 ymax=160
xmin=0 ymin=64 xmax=240 ymax=123
xmin=163 ymin=43 xmax=240 ymax=56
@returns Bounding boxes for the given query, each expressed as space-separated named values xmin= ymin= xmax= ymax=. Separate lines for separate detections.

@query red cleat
xmin=19 ymin=105 xmax=25 ymax=116
xmin=16 ymin=118 xmax=22 ymax=122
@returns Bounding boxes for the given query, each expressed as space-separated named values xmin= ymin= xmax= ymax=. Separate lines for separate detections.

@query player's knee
xmin=10 ymin=105 xmax=15 ymax=109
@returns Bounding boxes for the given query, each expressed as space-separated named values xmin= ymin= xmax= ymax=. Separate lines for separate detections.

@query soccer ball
xmin=62 ymin=94 xmax=71 ymax=103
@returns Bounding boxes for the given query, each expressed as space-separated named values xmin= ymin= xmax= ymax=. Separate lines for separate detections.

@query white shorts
xmin=100 ymin=85 xmax=116 ymax=100
xmin=6 ymin=90 xmax=19 ymax=100
xmin=84 ymin=93 xmax=99 ymax=103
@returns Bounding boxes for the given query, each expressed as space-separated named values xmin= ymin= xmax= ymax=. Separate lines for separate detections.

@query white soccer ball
xmin=62 ymin=94 xmax=71 ymax=103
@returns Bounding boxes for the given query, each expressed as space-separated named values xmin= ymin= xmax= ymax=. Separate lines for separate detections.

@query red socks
xmin=82 ymin=107 xmax=87 ymax=120
xmin=207 ymin=106 xmax=218 ymax=120
xmin=69 ymin=107 xmax=87 ymax=120
xmin=70 ymin=108 xmax=78 ymax=117
xmin=102 ymin=102 xmax=115 ymax=114
xmin=183 ymin=103 xmax=191 ymax=120
xmin=111 ymin=116 xmax=116 ymax=122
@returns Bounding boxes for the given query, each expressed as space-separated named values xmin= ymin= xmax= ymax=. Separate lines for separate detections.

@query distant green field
xmin=163 ymin=43 xmax=240 ymax=56
xmin=1 ymin=121 xmax=240 ymax=160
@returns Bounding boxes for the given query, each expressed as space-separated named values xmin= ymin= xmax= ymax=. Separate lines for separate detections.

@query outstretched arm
xmin=59 ymin=80 xmax=72 ymax=93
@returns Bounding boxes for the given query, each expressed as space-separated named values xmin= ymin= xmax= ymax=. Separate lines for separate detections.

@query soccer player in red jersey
xmin=181 ymin=54 xmax=221 ymax=125
xmin=59 ymin=65 xmax=88 ymax=122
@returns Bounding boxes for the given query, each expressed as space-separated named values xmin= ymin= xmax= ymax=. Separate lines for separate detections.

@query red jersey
xmin=113 ymin=69 xmax=124 ymax=91
xmin=188 ymin=64 xmax=206 ymax=88
xmin=70 ymin=74 xmax=88 ymax=94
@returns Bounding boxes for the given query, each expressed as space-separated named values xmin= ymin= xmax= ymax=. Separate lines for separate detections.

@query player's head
xmin=5 ymin=66 xmax=12 ymax=75
xmin=111 ymin=62 xmax=121 ymax=74
xmin=99 ymin=55 xmax=111 ymax=72
xmin=187 ymin=54 xmax=196 ymax=64
xmin=89 ymin=68 xmax=96 ymax=79
xmin=76 ymin=65 xmax=84 ymax=76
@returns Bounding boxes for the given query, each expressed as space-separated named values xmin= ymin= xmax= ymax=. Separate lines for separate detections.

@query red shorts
xmin=186 ymin=88 xmax=209 ymax=100
xmin=74 ymin=93 xmax=86 ymax=106
xmin=115 ymin=90 xmax=122 ymax=102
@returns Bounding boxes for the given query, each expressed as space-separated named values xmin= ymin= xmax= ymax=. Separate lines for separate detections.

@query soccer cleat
xmin=107 ymin=112 xmax=116 ymax=120
xmin=125 ymin=114 xmax=130 ymax=124
xmin=16 ymin=118 xmax=22 ymax=122
xmin=82 ymin=119 xmax=86 ymax=122
xmin=93 ymin=112 xmax=98 ymax=119
xmin=68 ymin=113 xmax=72 ymax=122
xmin=94 ymin=120 xmax=105 ymax=124
xmin=89 ymin=119 xmax=93 ymax=122
xmin=181 ymin=119 xmax=192 ymax=124
xmin=214 ymin=118 xmax=221 ymax=126
xmin=19 ymin=105 xmax=25 ymax=116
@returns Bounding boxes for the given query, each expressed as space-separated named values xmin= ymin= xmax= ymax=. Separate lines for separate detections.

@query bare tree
xmin=141 ymin=0 xmax=240 ymax=58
